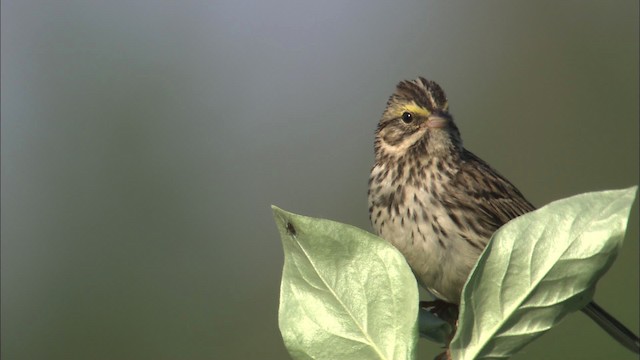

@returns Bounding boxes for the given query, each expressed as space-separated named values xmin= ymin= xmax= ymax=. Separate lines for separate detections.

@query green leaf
xmin=450 ymin=187 xmax=638 ymax=360
xmin=272 ymin=206 xmax=419 ymax=360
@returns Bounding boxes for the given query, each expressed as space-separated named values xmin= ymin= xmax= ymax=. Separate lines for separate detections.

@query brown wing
xmin=442 ymin=149 xmax=536 ymax=240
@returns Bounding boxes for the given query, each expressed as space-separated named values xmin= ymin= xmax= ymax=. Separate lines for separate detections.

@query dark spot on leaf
xmin=286 ymin=222 xmax=297 ymax=237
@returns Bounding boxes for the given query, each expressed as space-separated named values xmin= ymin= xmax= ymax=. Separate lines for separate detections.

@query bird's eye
xmin=401 ymin=112 xmax=413 ymax=124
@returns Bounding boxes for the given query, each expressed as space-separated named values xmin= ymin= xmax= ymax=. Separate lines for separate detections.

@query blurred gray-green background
xmin=2 ymin=1 xmax=638 ymax=359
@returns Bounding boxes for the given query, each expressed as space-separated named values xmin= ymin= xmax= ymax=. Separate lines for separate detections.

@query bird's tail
xmin=582 ymin=301 xmax=639 ymax=354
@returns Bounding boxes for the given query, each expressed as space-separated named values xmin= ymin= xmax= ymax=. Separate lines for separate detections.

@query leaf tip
xmin=271 ymin=205 xmax=297 ymax=218
xmin=271 ymin=206 xmax=303 ymax=240
xmin=271 ymin=205 xmax=288 ymax=229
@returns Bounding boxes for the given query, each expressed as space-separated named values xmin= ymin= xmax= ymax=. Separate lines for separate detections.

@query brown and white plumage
xmin=368 ymin=77 xmax=639 ymax=353
xmin=368 ymin=77 xmax=534 ymax=303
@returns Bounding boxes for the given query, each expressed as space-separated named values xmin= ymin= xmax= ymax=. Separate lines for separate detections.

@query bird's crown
xmin=384 ymin=77 xmax=449 ymax=119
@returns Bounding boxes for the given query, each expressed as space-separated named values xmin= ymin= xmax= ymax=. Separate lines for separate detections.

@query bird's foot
xmin=420 ymin=299 xmax=458 ymax=325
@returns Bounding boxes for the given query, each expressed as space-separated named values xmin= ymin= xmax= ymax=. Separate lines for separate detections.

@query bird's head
xmin=375 ymin=77 xmax=462 ymax=160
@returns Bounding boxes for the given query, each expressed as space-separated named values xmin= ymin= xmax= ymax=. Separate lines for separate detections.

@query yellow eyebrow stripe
xmin=402 ymin=102 xmax=431 ymax=117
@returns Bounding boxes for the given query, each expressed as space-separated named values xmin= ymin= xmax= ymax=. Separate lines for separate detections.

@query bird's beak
xmin=425 ymin=115 xmax=449 ymax=129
